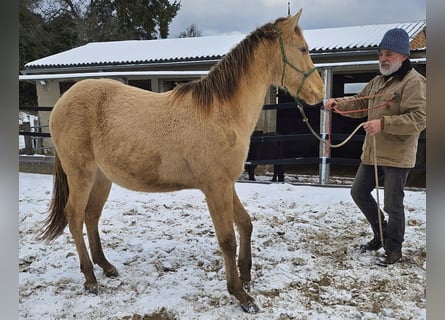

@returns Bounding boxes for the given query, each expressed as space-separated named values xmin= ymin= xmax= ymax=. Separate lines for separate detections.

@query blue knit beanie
xmin=378 ymin=28 xmax=410 ymax=56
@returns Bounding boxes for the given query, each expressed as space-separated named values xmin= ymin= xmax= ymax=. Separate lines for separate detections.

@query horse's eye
xmin=300 ymin=47 xmax=308 ymax=54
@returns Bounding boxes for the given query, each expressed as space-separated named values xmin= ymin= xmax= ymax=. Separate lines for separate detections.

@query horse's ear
xmin=288 ymin=8 xmax=303 ymax=30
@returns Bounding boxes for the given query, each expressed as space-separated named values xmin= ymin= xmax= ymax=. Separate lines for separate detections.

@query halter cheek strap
xmin=273 ymin=25 xmax=317 ymax=104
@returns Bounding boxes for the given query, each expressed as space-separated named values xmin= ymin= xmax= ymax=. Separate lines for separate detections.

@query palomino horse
xmin=38 ymin=9 xmax=324 ymax=313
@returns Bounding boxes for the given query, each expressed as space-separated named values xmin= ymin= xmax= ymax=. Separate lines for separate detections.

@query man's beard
xmin=379 ymin=58 xmax=403 ymax=76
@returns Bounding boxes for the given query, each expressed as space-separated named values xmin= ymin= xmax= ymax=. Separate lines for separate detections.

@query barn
xmin=19 ymin=19 xmax=426 ymax=185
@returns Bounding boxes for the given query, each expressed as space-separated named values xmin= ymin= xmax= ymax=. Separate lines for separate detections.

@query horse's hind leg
xmin=85 ymin=169 xmax=118 ymax=278
xmin=64 ymin=165 xmax=99 ymax=294
xmin=232 ymin=191 xmax=253 ymax=290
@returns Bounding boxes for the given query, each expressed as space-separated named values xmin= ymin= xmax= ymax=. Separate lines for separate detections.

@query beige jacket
xmin=335 ymin=67 xmax=426 ymax=168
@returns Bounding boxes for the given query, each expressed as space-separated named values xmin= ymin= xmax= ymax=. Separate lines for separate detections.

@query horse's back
xmin=49 ymin=78 xmax=196 ymax=191
xmin=50 ymin=79 xmax=116 ymax=145
xmin=51 ymin=78 xmax=123 ymax=121
xmin=50 ymin=78 xmax=166 ymax=137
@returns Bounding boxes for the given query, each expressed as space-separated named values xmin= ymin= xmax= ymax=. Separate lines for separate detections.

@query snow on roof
xmin=25 ymin=34 xmax=245 ymax=69
xmin=24 ymin=20 xmax=425 ymax=70
xmin=307 ymin=20 xmax=426 ymax=52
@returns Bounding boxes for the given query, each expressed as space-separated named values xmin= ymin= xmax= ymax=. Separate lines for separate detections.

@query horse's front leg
xmin=204 ymin=182 xmax=259 ymax=313
xmin=232 ymin=191 xmax=253 ymax=290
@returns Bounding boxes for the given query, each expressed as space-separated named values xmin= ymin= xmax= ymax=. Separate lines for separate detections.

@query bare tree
xmin=178 ymin=23 xmax=202 ymax=38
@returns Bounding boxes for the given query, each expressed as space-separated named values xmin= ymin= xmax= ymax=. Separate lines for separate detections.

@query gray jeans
xmin=350 ymin=163 xmax=410 ymax=253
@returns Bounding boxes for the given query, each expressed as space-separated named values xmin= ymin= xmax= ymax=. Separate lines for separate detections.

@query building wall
xmin=36 ymin=80 xmax=60 ymax=154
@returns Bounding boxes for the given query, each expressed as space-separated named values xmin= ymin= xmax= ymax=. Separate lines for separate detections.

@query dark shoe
xmin=376 ymin=251 xmax=402 ymax=267
xmin=360 ymin=236 xmax=383 ymax=253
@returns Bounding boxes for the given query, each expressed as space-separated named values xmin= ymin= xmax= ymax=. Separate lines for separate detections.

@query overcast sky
xmin=168 ymin=0 xmax=426 ymax=37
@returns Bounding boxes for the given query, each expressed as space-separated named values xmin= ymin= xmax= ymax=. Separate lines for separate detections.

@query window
xmin=344 ymin=83 xmax=366 ymax=96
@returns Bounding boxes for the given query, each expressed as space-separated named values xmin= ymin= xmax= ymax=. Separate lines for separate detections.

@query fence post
xmin=22 ymin=121 xmax=33 ymax=155
xmin=33 ymin=118 xmax=44 ymax=154
xmin=319 ymin=68 xmax=333 ymax=184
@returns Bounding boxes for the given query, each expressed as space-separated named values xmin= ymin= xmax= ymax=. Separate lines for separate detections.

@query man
xmin=324 ymin=28 xmax=426 ymax=266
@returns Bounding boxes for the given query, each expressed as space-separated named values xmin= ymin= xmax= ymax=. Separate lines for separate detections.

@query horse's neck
xmin=234 ymin=45 xmax=278 ymax=135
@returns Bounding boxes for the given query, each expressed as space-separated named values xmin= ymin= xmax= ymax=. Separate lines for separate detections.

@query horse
xmin=38 ymin=9 xmax=324 ymax=313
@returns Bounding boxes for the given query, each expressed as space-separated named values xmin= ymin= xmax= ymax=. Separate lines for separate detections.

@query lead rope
xmin=296 ymin=92 xmax=395 ymax=148
xmin=297 ymin=103 xmax=366 ymax=148
xmin=372 ymin=135 xmax=385 ymax=248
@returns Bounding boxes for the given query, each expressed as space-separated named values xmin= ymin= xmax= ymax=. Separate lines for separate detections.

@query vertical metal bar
xmin=319 ymin=68 xmax=333 ymax=184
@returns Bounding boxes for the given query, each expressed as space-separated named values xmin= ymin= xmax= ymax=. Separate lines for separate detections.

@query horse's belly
xmin=93 ymin=135 xmax=247 ymax=192
xmin=97 ymin=157 xmax=196 ymax=193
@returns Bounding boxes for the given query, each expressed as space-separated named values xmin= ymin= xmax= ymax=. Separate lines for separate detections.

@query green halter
xmin=273 ymin=25 xmax=317 ymax=105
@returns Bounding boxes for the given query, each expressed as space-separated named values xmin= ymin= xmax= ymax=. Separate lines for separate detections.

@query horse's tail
xmin=37 ymin=153 xmax=69 ymax=242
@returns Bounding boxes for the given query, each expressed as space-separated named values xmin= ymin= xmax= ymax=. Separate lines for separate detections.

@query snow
xmin=25 ymin=34 xmax=245 ymax=68
xmin=19 ymin=172 xmax=426 ymax=319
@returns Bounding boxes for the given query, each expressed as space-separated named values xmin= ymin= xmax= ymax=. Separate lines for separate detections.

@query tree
xmin=114 ymin=0 xmax=181 ymax=40
xmin=154 ymin=0 xmax=181 ymax=39
xmin=85 ymin=0 xmax=120 ymax=42
xmin=31 ymin=0 xmax=182 ymax=43
xmin=19 ymin=0 xmax=182 ymax=105
xmin=178 ymin=23 xmax=202 ymax=38
xmin=35 ymin=0 xmax=89 ymax=44
xmin=19 ymin=0 xmax=51 ymax=68
xmin=45 ymin=11 xmax=79 ymax=52
xmin=19 ymin=0 xmax=51 ymax=106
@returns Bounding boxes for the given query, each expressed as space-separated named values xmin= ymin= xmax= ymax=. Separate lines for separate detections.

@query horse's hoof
xmin=104 ymin=268 xmax=119 ymax=278
xmin=241 ymin=302 xmax=259 ymax=313
xmin=84 ymin=284 xmax=99 ymax=295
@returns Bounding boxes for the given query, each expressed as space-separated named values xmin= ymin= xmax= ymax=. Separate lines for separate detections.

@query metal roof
xmin=308 ymin=20 xmax=426 ymax=52
xmin=23 ymin=20 xmax=425 ymax=72
xmin=18 ymin=58 xmax=427 ymax=82
xmin=23 ymin=34 xmax=245 ymax=70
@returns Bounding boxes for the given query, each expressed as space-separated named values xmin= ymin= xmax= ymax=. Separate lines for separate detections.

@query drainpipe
xmin=319 ymin=68 xmax=333 ymax=184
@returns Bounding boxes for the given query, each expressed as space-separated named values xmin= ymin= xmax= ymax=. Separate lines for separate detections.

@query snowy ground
xmin=19 ymin=172 xmax=426 ymax=320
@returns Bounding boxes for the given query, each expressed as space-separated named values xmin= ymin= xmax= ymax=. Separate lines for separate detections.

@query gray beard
xmin=379 ymin=59 xmax=403 ymax=76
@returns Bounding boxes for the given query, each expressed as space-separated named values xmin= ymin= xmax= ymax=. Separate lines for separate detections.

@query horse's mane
xmin=172 ymin=17 xmax=289 ymax=114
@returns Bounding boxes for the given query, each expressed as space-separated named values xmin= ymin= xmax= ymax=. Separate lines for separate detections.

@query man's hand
xmin=324 ymin=98 xmax=337 ymax=110
xmin=363 ymin=119 xmax=382 ymax=136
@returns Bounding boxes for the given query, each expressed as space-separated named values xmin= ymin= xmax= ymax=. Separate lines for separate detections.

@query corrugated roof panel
xmin=24 ymin=20 xmax=426 ymax=70
xmin=26 ymin=34 xmax=245 ymax=68
xmin=305 ymin=20 xmax=426 ymax=52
